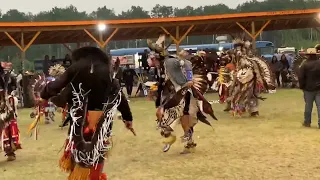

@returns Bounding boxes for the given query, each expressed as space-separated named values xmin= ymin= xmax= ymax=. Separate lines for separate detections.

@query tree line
xmin=0 ymin=0 xmax=319 ymax=70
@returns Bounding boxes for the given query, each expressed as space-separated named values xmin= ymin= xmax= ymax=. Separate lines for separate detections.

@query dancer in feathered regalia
xmin=28 ymin=64 xmax=66 ymax=138
xmin=226 ymin=39 xmax=275 ymax=116
xmin=40 ymin=47 xmax=134 ymax=180
xmin=0 ymin=62 xmax=21 ymax=161
xmin=147 ymin=34 xmax=217 ymax=154
xmin=216 ymin=51 xmax=235 ymax=110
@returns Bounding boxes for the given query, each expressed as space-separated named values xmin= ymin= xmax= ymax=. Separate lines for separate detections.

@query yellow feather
xmin=28 ymin=115 xmax=40 ymax=135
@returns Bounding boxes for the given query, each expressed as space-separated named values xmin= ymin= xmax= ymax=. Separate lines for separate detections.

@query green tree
xmin=0 ymin=9 xmax=30 ymax=22
xmin=151 ymin=4 xmax=174 ymax=18
xmin=89 ymin=6 xmax=117 ymax=20
xmin=0 ymin=0 xmax=319 ymax=70
xmin=118 ymin=6 xmax=150 ymax=19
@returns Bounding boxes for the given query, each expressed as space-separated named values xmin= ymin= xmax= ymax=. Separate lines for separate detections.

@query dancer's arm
xmin=117 ymin=93 xmax=133 ymax=121
xmin=112 ymin=78 xmax=133 ymax=121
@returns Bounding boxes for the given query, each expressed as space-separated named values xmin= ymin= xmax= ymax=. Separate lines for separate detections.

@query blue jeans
xmin=304 ymin=90 xmax=320 ymax=124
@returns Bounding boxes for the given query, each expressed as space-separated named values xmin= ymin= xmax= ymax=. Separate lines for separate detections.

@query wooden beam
xmin=84 ymin=28 xmax=118 ymax=48
xmin=177 ymin=25 xmax=194 ymax=44
xmin=101 ymin=28 xmax=119 ymax=48
xmin=0 ymin=13 xmax=314 ymax=33
xmin=253 ymin=20 xmax=271 ymax=39
xmin=203 ymin=24 xmax=211 ymax=32
xmin=215 ymin=25 xmax=222 ymax=31
xmin=160 ymin=26 xmax=178 ymax=44
xmin=4 ymin=32 xmax=23 ymax=51
xmin=236 ymin=22 xmax=254 ymax=39
xmin=297 ymin=19 xmax=302 ymax=25
xmin=4 ymin=31 xmax=41 ymax=52
xmin=23 ymin=31 xmax=41 ymax=51
xmin=284 ymin=20 xmax=289 ymax=26
xmin=84 ymin=29 xmax=103 ymax=47
xmin=63 ymin=43 xmax=73 ymax=53
xmin=160 ymin=25 xmax=194 ymax=45
xmin=132 ymin=28 xmax=146 ymax=37
xmin=236 ymin=20 xmax=271 ymax=39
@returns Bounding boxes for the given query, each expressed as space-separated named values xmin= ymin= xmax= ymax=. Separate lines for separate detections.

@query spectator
xmin=113 ymin=57 xmax=122 ymax=81
xmin=280 ymin=54 xmax=290 ymax=70
xmin=63 ymin=54 xmax=72 ymax=68
xmin=51 ymin=56 xmax=56 ymax=65
xmin=280 ymin=54 xmax=290 ymax=86
xmin=299 ymin=48 xmax=320 ymax=128
xmin=122 ymin=64 xmax=136 ymax=97
xmin=270 ymin=55 xmax=282 ymax=87
xmin=141 ymin=49 xmax=150 ymax=71
xmin=42 ymin=55 xmax=51 ymax=76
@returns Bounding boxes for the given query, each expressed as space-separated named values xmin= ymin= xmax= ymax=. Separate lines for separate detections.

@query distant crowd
xmin=42 ymin=54 xmax=72 ymax=76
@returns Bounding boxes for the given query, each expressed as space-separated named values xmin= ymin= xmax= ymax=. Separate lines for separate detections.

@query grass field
xmin=1 ymin=89 xmax=320 ymax=180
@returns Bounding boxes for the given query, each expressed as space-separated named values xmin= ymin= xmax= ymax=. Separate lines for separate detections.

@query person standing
xmin=280 ymin=54 xmax=290 ymax=86
xmin=42 ymin=55 xmax=51 ymax=76
xmin=270 ymin=55 xmax=282 ymax=87
xmin=113 ymin=57 xmax=123 ymax=81
xmin=63 ymin=54 xmax=72 ymax=68
xmin=122 ymin=64 xmax=136 ymax=97
xmin=141 ymin=49 xmax=150 ymax=72
xmin=299 ymin=48 xmax=320 ymax=128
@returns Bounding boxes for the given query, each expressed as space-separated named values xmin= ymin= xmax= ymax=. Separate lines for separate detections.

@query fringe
xmin=59 ymin=140 xmax=73 ymax=172
xmin=68 ymin=164 xmax=90 ymax=180
xmin=67 ymin=164 xmax=107 ymax=180
xmin=59 ymin=152 xmax=73 ymax=172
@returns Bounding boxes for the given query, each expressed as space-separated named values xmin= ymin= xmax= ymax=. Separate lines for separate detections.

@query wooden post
xmin=20 ymin=32 xmax=25 ymax=73
xmin=99 ymin=31 xmax=104 ymax=51
xmin=176 ymin=26 xmax=180 ymax=53
xmin=251 ymin=21 xmax=256 ymax=52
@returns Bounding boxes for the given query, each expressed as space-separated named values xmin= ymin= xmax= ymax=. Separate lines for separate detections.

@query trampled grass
xmin=1 ymin=89 xmax=320 ymax=180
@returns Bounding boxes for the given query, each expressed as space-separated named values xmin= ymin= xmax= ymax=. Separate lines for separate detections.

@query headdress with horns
xmin=147 ymin=34 xmax=171 ymax=57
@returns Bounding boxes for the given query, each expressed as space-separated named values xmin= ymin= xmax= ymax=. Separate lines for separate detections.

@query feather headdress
xmin=233 ymin=38 xmax=245 ymax=49
xmin=49 ymin=64 xmax=66 ymax=78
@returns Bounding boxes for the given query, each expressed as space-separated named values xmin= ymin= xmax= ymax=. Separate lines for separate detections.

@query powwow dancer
xmin=28 ymin=64 xmax=65 ymax=138
xmin=147 ymin=35 xmax=217 ymax=154
xmin=226 ymin=39 xmax=275 ymax=117
xmin=216 ymin=51 xmax=236 ymax=111
xmin=0 ymin=62 xmax=21 ymax=161
xmin=40 ymin=47 xmax=134 ymax=180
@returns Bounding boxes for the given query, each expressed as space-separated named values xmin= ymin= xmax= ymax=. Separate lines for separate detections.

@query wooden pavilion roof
xmin=0 ymin=8 xmax=319 ymax=47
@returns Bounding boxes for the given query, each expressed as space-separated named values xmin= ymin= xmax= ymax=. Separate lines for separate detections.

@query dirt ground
xmin=1 ymin=89 xmax=320 ymax=180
